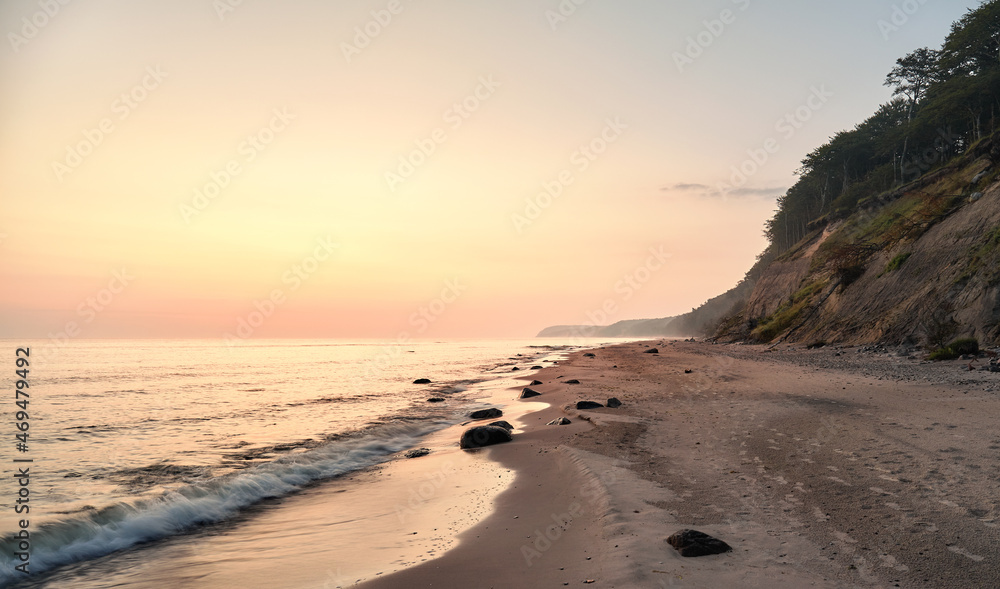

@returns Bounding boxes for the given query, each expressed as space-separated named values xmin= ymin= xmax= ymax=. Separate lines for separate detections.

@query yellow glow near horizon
xmin=0 ymin=0 xmax=977 ymax=339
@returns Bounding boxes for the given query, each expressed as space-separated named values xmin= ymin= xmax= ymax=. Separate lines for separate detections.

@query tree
xmin=884 ymin=47 xmax=942 ymax=121
xmin=939 ymin=0 xmax=1000 ymax=76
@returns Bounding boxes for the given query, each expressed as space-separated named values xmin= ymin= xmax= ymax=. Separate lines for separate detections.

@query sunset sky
xmin=0 ymin=0 xmax=980 ymax=339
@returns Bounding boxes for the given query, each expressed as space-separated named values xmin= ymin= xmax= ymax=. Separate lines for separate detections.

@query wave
xmin=0 ymin=419 xmax=449 ymax=585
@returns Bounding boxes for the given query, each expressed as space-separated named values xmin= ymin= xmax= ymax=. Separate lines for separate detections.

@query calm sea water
xmin=0 ymin=338 xmax=600 ymax=587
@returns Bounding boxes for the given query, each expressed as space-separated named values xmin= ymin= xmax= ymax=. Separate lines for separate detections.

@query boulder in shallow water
xmin=405 ymin=448 xmax=431 ymax=458
xmin=576 ymin=401 xmax=604 ymax=410
xmin=460 ymin=425 xmax=513 ymax=449
xmin=489 ymin=420 xmax=514 ymax=431
xmin=548 ymin=417 xmax=571 ymax=425
xmin=666 ymin=529 xmax=732 ymax=557
xmin=413 ymin=378 xmax=432 ymax=384
xmin=469 ymin=408 xmax=503 ymax=420
xmin=607 ymin=397 xmax=622 ymax=408
xmin=520 ymin=388 xmax=542 ymax=399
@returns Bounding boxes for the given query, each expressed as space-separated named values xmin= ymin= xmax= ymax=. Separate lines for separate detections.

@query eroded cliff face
xmin=719 ymin=141 xmax=1000 ymax=347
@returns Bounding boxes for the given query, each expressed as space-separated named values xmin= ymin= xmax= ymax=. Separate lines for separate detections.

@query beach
xmin=362 ymin=340 xmax=1000 ymax=588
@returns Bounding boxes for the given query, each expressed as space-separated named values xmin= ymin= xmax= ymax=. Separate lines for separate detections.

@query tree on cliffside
xmin=761 ymin=0 xmax=1000 ymax=255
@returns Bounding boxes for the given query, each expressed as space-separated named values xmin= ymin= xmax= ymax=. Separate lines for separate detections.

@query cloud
xmin=662 ymin=183 xmax=710 ymax=192
xmin=662 ymin=182 xmax=785 ymax=199
xmin=722 ymin=186 xmax=786 ymax=198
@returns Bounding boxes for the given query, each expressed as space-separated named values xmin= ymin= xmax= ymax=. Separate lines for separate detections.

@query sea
xmin=0 ymin=338 xmax=609 ymax=588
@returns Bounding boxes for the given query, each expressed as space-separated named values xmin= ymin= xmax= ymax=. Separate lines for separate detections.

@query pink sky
xmin=0 ymin=0 xmax=979 ymax=339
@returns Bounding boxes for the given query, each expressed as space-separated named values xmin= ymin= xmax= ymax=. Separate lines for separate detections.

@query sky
xmin=0 ymin=0 xmax=982 ymax=340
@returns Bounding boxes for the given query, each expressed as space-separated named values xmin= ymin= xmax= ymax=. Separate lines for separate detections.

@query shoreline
xmin=360 ymin=339 xmax=1000 ymax=588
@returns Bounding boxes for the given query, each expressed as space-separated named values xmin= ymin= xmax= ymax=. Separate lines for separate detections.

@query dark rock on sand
xmin=644 ymin=348 xmax=659 ymax=354
xmin=576 ymin=401 xmax=604 ymax=410
xmin=583 ymin=353 xmax=596 ymax=358
xmin=531 ymin=365 xmax=543 ymax=369
xmin=460 ymin=425 xmax=513 ymax=449
xmin=607 ymin=397 xmax=622 ymax=408
xmin=530 ymin=380 xmax=543 ymax=386
xmin=520 ymin=388 xmax=542 ymax=399
xmin=548 ymin=417 xmax=571 ymax=425
xmin=684 ymin=369 xmax=693 ymax=374
xmin=489 ymin=420 xmax=514 ymax=431
xmin=405 ymin=448 xmax=431 ymax=458
xmin=469 ymin=408 xmax=503 ymax=420
xmin=511 ymin=367 xmax=520 ymax=371
xmin=413 ymin=378 xmax=432 ymax=384
xmin=563 ymin=379 xmax=581 ymax=384
xmin=427 ymin=398 xmax=446 ymax=403
xmin=666 ymin=529 xmax=733 ymax=557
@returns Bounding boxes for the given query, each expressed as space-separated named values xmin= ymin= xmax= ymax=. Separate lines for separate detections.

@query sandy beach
xmin=358 ymin=340 xmax=1000 ymax=588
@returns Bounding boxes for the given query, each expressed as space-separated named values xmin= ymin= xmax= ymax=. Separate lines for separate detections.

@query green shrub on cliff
xmin=763 ymin=1 xmax=1000 ymax=254
xmin=929 ymin=337 xmax=980 ymax=360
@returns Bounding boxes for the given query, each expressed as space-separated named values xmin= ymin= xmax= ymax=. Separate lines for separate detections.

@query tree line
xmin=763 ymin=0 xmax=1000 ymax=253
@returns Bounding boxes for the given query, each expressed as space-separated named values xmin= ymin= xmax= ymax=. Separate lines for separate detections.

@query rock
xmin=970 ymin=191 xmax=984 ymax=202
xmin=563 ymin=379 xmax=581 ymax=384
xmin=684 ymin=369 xmax=693 ymax=374
xmin=427 ymin=398 xmax=446 ymax=403
xmin=576 ymin=401 xmax=604 ymax=410
xmin=405 ymin=448 xmax=431 ymax=458
xmin=530 ymin=380 xmax=543 ymax=386
xmin=531 ymin=365 xmax=543 ymax=369
xmin=973 ymin=169 xmax=989 ymax=184
xmin=469 ymin=408 xmax=503 ymax=420
xmin=583 ymin=353 xmax=596 ymax=358
xmin=489 ymin=420 xmax=514 ymax=431
xmin=644 ymin=348 xmax=659 ymax=354
xmin=666 ymin=529 xmax=733 ymax=557
xmin=460 ymin=426 xmax=513 ymax=449
xmin=607 ymin=397 xmax=622 ymax=408
xmin=413 ymin=378 xmax=432 ymax=384
xmin=511 ymin=367 xmax=520 ymax=371
xmin=520 ymin=388 xmax=542 ymax=399
xmin=547 ymin=417 xmax=571 ymax=426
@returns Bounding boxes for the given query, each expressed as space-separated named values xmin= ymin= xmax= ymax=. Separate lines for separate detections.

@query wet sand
xmin=360 ymin=340 xmax=1000 ymax=588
